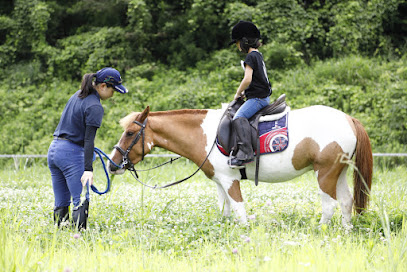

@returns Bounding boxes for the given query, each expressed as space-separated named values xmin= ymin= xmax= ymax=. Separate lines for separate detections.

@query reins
xmin=91 ymin=147 xmax=120 ymax=195
xmin=131 ymin=156 xmax=182 ymax=172
xmin=92 ymin=147 xmax=183 ymax=194
xmin=128 ymin=141 xmax=216 ymax=189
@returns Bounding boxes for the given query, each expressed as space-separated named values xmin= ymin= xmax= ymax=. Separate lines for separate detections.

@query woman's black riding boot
xmin=229 ymin=117 xmax=254 ymax=168
xmin=54 ymin=206 xmax=69 ymax=227
xmin=72 ymin=199 xmax=89 ymax=231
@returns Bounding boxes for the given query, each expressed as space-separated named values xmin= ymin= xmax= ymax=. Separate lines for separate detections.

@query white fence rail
xmin=0 ymin=154 xmax=180 ymax=170
xmin=371 ymin=153 xmax=407 ymax=157
xmin=0 ymin=153 xmax=405 ymax=170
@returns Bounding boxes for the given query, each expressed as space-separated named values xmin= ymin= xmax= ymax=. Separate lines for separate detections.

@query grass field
xmin=0 ymin=159 xmax=406 ymax=271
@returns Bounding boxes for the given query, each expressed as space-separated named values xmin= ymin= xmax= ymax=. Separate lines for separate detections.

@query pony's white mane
xmin=120 ymin=112 xmax=139 ymax=129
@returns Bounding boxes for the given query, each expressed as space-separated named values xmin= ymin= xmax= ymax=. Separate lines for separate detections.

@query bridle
xmin=114 ymin=118 xmax=148 ymax=171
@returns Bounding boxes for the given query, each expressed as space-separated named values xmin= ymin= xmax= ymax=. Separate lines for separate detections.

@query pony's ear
xmin=137 ymin=106 xmax=150 ymax=122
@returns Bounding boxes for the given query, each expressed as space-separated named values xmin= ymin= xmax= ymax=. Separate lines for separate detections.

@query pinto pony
xmin=108 ymin=105 xmax=372 ymax=227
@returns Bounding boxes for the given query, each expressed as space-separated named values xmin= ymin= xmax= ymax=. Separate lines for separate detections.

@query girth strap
xmin=239 ymin=168 xmax=247 ymax=180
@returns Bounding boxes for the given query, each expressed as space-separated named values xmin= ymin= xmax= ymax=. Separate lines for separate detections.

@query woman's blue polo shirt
xmin=53 ymin=90 xmax=104 ymax=146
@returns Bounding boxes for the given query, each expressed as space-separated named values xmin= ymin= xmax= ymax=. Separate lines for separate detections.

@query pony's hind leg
xmin=315 ymin=167 xmax=341 ymax=225
xmin=336 ymin=166 xmax=353 ymax=229
xmin=312 ymin=142 xmax=351 ymax=226
xmin=319 ymin=188 xmax=337 ymax=225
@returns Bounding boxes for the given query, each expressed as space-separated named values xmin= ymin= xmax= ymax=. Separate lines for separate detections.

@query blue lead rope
xmin=92 ymin=147 xmax=123 ymax=195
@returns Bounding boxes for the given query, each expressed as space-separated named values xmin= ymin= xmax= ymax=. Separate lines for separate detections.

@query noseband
xmin=114 ymin=118 xmax=148 ymax=170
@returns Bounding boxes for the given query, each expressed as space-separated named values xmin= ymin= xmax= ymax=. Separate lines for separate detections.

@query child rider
xmin=228 ymin=21 xmax=272 ymax=169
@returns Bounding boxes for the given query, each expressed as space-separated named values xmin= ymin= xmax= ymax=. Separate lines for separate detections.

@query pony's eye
xmin=126 ymin=131 xmax=135 ymax=137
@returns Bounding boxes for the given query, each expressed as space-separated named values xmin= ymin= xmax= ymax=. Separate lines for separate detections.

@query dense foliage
xmin=0 ymin=0 xmax=406 ymax=155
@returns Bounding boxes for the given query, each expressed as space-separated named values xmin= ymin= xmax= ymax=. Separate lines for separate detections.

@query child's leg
xmin=230 ymin=97 xmax=270 ymax=168
xmin=233 ymin=97 xmax=270 ymax=120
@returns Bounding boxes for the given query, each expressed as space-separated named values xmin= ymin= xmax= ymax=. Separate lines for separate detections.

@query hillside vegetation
xmin=0 ymin=0 xmax=406 ymax=155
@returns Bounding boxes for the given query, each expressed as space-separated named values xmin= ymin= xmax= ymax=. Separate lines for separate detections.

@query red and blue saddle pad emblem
xmin=258 ymin=114 xmax=288 ymax=154
xmin=217 ymin=114 xmax=289 ymax=156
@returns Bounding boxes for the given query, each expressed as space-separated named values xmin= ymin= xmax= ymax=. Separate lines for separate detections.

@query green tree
xmin=0 ymin=0 xmax=52 ymax=67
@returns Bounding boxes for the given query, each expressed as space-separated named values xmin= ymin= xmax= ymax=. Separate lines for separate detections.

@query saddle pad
xmin=258 ymin=114 xmax=289 ymax=154
xmin=216 ymin=113 xmax=289 ymax=156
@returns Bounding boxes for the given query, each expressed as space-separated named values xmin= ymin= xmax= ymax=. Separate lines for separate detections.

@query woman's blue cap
xmin=96 ymin=67 xmax=128 ymax=94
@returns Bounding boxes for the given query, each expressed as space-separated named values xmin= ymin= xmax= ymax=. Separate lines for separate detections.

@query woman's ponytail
xmin=78 ymin=73 xmax=97 ymax=98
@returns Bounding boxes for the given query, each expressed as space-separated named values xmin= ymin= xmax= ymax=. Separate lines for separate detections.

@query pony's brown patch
xmin=292 ymin=138 xmax=347 ymax=199
xmin=119 ymin=108 xmax=214 ymax=180
xmin=228 ymin=180 xmax=243 ymax=202
xmin=292 ymin=138 xmax=319 ymax=170
xmin=314 ymin=142 xmax=347 ymax=199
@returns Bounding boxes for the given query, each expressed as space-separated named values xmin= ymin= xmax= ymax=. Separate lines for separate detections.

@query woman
xmin=48 ymin=67 xmax=128 ymax=230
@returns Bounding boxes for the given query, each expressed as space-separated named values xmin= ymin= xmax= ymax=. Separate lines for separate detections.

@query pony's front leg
xmin=216 ymin=183 xmax=231 ymax=217
xmin=220 ymin=179 xmax=247 ymax=224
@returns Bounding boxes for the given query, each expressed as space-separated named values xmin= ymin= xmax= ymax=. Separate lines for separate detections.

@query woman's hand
xmin=81 ymin=171 xmax=94 ymax=187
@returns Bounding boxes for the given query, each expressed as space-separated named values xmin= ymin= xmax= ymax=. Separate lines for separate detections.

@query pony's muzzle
xmin=108 ymin=149 xmax=126 ymax=175
xmin=108 ymin=161 xmax=125 ymax=175
xmin=108 ymin=161 xmax=120 ymax=172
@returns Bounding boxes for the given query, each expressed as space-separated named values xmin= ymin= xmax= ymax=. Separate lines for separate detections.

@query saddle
xmin=217 ymin=94 xmax=288 ymax=185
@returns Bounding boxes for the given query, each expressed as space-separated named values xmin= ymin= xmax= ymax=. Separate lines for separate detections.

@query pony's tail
xmin=352 ymin=117 xmax=373 ymax=214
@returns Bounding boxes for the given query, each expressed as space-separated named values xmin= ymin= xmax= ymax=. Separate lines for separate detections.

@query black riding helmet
xmin=229 ymin=21 xmax=261 ymax=52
